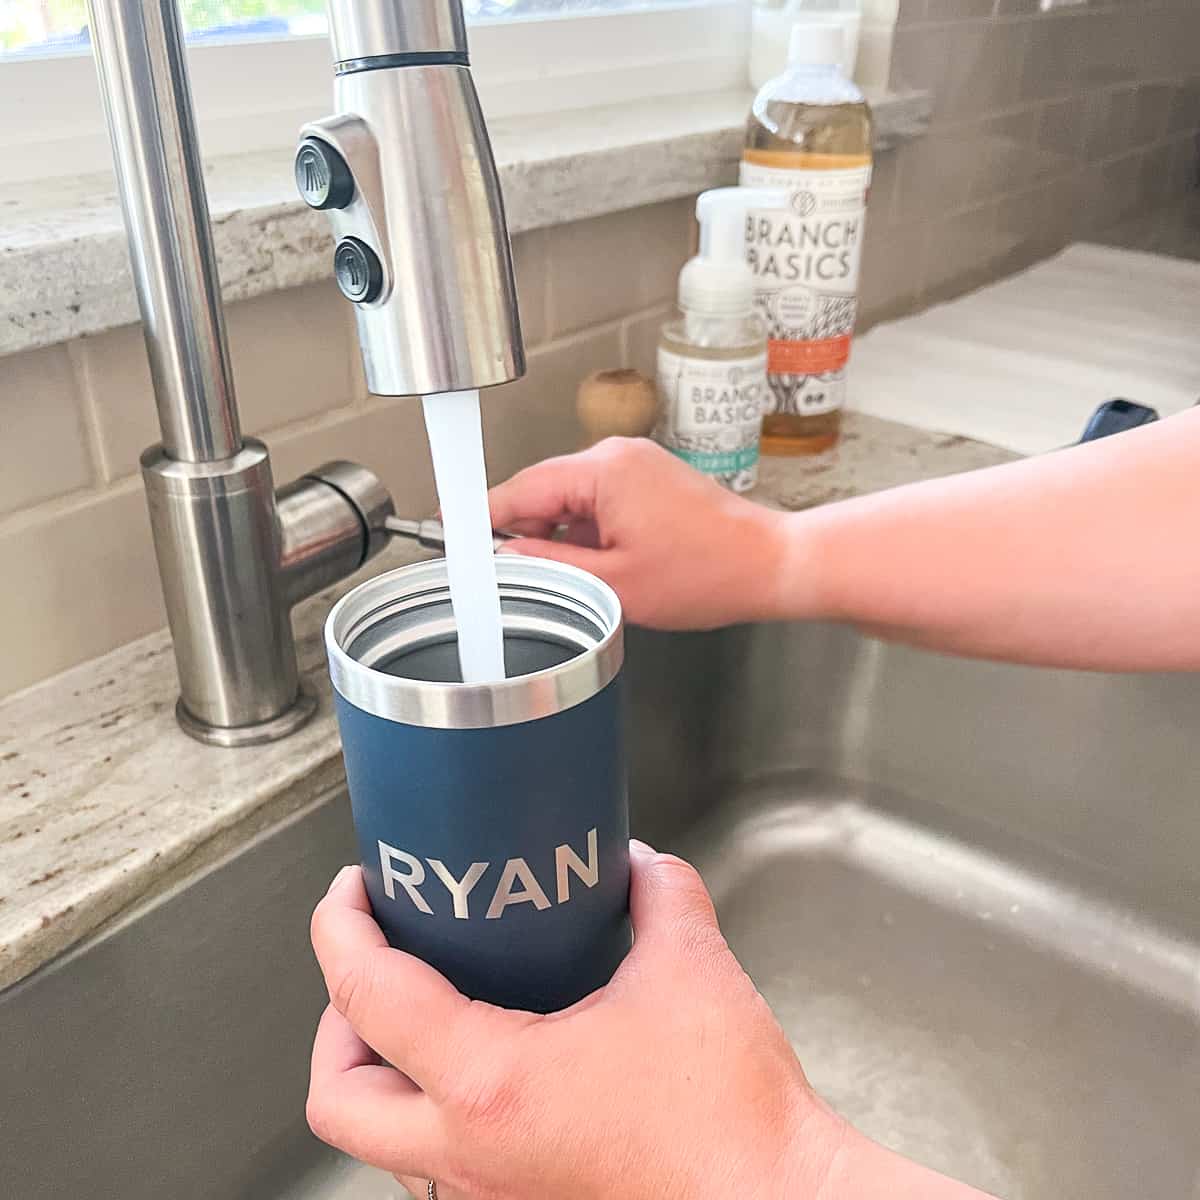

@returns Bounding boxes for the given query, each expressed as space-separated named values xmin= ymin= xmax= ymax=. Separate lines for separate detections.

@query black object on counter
xmin=1079 ymin=399 xmax=1159 ymax=443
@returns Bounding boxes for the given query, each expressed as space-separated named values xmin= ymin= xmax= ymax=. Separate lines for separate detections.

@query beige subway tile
xmin=75 ymin=322 xmax=158 ymax=481
xmin=969 ymin=109 xmax=1040 ymax=205
xmin=1167 ymin=78 xmax=1200 ymax=136
xmin=918 ymin=202 xmax=1001 ymax=303
xmin=1076 ymin=10 xmax=1140 ymax=90
xmin=994 ymin=175 xmax=1078 ymax=274
xmin=1138 ymin=142 xmax=1175 ymax=211
xmin=0 ymin=345 xmax=94 ymax=516
xmin=866 ymin=149 xmax=901 ymax=227
xmin=546 ymin=207 xmax=660 ymax=339
xmin=1167 ymin=134 xmax=1198 ymax=196
xmin=482 ymin=326 xmax=623 ymax=482
xmin=1082 ymin=86 xmax=1138 ymax=161
xmin=939 ymin=19 xmax=1030 ymax=122
xmin=512 ymin=230 xmax=548 ymax=349
xmin=888 ymin=24 xmax=954 ymax=106
xmin=80 ymin=282 xmax=358 ymax=482
xmin=1143 ymin=5 xmax=1199 ymax=81
xmin=858 ymin=221 xmax=924 ymax=328
xmin=622 ymin=305 xmax=674 ymax=381
xmin=1020 ymin=13 xmax=1088 ymax=103
xmin=925 ymin=0 xmax=991 ymax=19
xmin=268 ymin=400 xmax=437 ymax=519
xmin=1082 ymin=152 xmax=1145 ymax=234
xmin=892 ymin=125 xmax=982 ymax=222
xmin=0 ymin=484 xmax=161 ymax=697
xmin=993 ymin=0 xmax=1040 ymax=16
xmin=227 ymin=281 xmax=355 ymax=435
xmin=1033 ymin=96 xmax=1088 ymax=177
xmin=893 ymin=0 xmax=926 ymax=25
xmin=636 ymin=198 xmax=695 ymax=309
xmin=1131 ymin=83 xmax=1175 ymax=148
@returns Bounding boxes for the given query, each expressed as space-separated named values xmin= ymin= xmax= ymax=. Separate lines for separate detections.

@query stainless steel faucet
xmin=85 ymin=0 xmax=525 ymax=746
xmin=297 ymin=0 xmax=525 ymax=396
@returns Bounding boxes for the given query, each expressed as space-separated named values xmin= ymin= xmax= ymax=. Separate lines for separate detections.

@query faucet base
xmin=175 ymin=680 xmax=319 ymax=748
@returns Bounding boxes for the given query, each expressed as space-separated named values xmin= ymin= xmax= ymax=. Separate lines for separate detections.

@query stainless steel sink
xmin=5 ymin=624 xmax=1198 ymax=1199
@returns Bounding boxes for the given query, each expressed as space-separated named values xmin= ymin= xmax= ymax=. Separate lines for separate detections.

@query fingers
xmin=626 ymin=840 xmax=721 ymax=955
xmin=310 ymin=867 xmax=488 ymax=1097
xmin=488 ymin=452 xmax=600 ymax=533
xmin=307 ymin=1005 xmax=447 ymax=1178
xmin=497 ymin=536 xmax=609 ymax=578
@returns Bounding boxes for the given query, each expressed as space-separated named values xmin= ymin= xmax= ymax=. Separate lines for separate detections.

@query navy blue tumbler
xmin=325 ymin=556 xmax=631 ymax=1013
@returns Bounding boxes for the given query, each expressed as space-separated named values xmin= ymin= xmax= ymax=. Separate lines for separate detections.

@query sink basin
xmin=5 ymin=624 xmax=1198 ymax=1199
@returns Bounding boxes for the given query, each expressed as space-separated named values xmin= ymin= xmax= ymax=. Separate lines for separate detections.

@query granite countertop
xmin=0 ymin=411 xmax=1013 ymax=992
xmin=0 ymin=88 xmax=931 ymax=358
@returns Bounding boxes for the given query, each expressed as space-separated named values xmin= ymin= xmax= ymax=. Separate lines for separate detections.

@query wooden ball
xmin=576 ymin=369 xmax=660 ymax=446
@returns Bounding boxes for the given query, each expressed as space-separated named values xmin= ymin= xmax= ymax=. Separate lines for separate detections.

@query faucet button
xmin=334 ymin=237 xmax=384 ymax=304
xmin=295 ymin=137 xmax=355 ymax=211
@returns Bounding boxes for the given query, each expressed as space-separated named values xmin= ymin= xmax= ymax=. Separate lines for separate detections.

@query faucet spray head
xmin=298 ymin=0 xmax=525 ymax=397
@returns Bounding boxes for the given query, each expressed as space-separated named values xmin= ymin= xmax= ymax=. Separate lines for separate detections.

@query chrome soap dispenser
xmin=296 ymin=0 xmax=526 ymax=397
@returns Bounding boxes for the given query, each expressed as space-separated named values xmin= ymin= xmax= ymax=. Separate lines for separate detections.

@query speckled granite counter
xmin=0 ymin=412 xmax=1013 ymax=991
xmin=0 ymin=88 xmax=930 ymax=358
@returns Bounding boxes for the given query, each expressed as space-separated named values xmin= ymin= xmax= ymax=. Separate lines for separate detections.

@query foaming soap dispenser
xmin=654 ymin=187 xmax=785 ymax=493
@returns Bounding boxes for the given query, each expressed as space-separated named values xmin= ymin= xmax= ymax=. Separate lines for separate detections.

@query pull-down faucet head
xmin=297 ymin=0 xmax=526 ymax=397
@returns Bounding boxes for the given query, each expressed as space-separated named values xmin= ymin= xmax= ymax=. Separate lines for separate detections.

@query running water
xmin=422 ymin=390 xmax=507 ymax=683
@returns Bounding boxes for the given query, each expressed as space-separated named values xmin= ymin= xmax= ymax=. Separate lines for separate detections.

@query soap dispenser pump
xmin=654 ymin=187 xmax=784 ymax=493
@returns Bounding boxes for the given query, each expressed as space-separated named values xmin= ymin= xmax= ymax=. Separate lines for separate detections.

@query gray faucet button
xmin=334 ymin=237 xmax=384 ymax=304
xmin=295 ymin=138 xmax=355 ymax=211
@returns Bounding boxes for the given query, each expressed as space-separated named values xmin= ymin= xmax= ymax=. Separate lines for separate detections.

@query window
xmin=0 ymin=0 xmax=748 ymax=183
xmin=1 ymin=0 xmax=724 ymax=55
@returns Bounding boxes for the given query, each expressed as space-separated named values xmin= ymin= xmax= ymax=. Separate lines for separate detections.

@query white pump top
xmin=787 ymin=20 xmax=844 ymax=69
xmin=679 ymin=187 xmax=789 ymax=317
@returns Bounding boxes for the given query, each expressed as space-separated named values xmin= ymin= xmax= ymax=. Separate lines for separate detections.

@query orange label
xmin=768 ymin=335 xmax=851 ymax=375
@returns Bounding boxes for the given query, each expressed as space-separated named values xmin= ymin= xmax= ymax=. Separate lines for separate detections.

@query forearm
xmin=779 ymin=1109 xmax=997 ymax=1200
xmin=762 ymin=410 xmax=1200 ymax=672
xmin=825 ymin=1132 xmax=999 ymax=1200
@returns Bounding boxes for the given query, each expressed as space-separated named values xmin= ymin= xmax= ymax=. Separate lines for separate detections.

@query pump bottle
xmin=655 ymin=188 xmax=782 ymax=493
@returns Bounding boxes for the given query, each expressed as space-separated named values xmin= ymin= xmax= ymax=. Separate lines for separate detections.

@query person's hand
xmin=306 ymin=842 xmax=846 ymax=1200
xmin=488 ymin=438 xmax=804 ymax=630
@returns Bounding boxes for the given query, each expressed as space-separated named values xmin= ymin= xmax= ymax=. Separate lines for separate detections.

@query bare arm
xmin=489 ymin=410 xmax=1200 ymax=673
xmin=780 ymin=408 xmax=1200 ymax=671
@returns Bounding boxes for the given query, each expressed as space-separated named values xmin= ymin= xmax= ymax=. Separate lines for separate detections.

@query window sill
xmin=0 ymin=87 xmax=930 ymax=360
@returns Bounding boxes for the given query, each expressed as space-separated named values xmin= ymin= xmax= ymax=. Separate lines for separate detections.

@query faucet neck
xmin=327 ymin=0 xmax=467 ymax=65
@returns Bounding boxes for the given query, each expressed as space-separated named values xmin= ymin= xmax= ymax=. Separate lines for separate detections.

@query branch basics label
xmin=655 ymin=347 xmax=767 ymax=493
xmin=739 ymin=160 xmax=870 ymax=417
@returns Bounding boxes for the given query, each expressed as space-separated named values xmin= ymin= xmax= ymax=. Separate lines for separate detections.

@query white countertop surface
xmin=850 ymin=242 xmax=1200 ymax=454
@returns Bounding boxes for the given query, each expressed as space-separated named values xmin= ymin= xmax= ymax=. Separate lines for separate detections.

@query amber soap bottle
xmin=741 ymin=21 xmax=872 ymax=454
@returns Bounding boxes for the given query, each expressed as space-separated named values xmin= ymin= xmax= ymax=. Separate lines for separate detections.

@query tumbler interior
xmin=326 ymin=556 xmax=624 ymax=728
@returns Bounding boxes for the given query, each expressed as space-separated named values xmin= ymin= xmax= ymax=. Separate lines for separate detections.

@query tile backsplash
xmin=0 ymin=200 xmax=689 ymax=697
xmin=867 ymin=0 xmax=1199 ymax=317
xmin=2 ymin=0 xmax=1197 ymax=696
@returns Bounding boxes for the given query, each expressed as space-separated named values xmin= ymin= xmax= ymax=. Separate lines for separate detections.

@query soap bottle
xmin=741 ymin=21 xmax=873 ymax=455
xmin=655 ymin=188 xmax=777 ymax=493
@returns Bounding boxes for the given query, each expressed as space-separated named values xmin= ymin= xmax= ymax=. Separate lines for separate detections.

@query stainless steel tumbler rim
xmin=326 ymin=556 xmax=624 ymax=729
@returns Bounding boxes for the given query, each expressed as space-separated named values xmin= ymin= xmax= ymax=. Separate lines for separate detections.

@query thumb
xmin=626 ymin=840 xmax=720 ymax=951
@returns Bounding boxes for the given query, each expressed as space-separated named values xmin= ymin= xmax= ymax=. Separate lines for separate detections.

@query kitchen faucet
xmin=86 ymin=0 xmax=525 ymax=746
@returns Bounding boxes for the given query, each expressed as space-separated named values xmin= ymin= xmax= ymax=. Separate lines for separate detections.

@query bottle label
xmin=738 ymin=160 xmax=871 ymax=417
xmin=655 ymin=347 xmax=768 ymax=492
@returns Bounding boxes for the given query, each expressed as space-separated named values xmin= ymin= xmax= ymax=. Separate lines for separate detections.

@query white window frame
xmin=0 ymin=3 xmax=750 ymax=185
